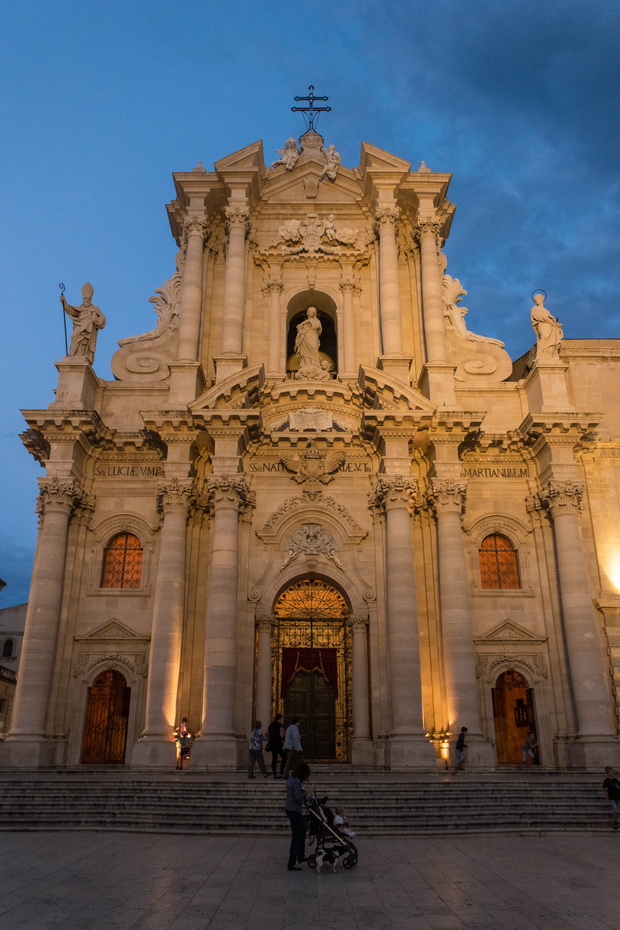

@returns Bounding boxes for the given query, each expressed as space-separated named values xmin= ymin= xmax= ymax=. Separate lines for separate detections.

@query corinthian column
xmin=427 ymin=481 xmax=492 ymax=766
xmin=539 ymin=481 xmax=616 ymax=766
xmin=370 ymin=477 xmax=435 ymax=768
xmin=6 ymin=479 xmax=84 ymax=766
xmin=132 ymin=480 xmax=193 ymax=768
xmin=221 ymin=205 xmax=250 ymax=356
xmin=264 ymin=277 xmax=284 ymax=377
xmin=416 ymin=218 xmax=447 ymax=364
xmin=339 ymin=278 xmax=357 ymax=376
xmin=375 ymin=207 xmax=403 ymax=357
xmin=193 ymin=476 xmax=254 ymax=769
xmin=254 ymin=616 xmax=273 ymax=729
xmin=177 ymin=217 xmax=209 ymax=362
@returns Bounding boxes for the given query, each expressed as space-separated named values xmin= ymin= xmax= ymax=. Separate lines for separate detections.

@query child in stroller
xmin=305 ymin=794 xmax=358 ymax=871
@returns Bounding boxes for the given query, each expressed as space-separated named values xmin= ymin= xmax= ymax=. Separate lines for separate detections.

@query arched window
xmin=101 ymin=533 xmax=143 ymax=589
xmin=2 ymin=639 xmax=13 ymax=658
xmin=479 ymin=534 xmax=520 ymax=589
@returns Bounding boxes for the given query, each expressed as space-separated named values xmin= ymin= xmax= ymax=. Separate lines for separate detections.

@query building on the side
xmin=2 ymin=126 xmax=620 ymax=772
xmin=0 ymin=602 xmax=26 ymax=735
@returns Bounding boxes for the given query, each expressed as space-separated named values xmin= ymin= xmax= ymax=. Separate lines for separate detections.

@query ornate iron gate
xmin=271 ymin=579 xmax=351 ymax=762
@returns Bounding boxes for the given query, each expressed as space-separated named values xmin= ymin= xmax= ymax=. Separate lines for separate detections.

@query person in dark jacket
xmin=267 ymin=713 xmax=286 ymax=778
xmin=284 ymin=762 xmax=313 ymax=871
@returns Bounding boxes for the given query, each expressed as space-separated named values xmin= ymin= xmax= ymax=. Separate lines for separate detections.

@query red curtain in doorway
xmin=281 ymin=648 xmax=338 ymax=699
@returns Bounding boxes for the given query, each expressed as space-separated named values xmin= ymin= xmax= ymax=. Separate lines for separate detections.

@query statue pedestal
xmin=377 ymin=356 xmax=412 ymax=385
xmin=214 ymin=355 xmax=247 ymax=383
xmin=51 ymin=357 xmax=100 ymax=410
xmin=168 ymin=362 xmax=206 ymax=405
xmin=418 ymin=363 xmax=457 ymax=405
xmin=524 ymin=361 xmax=572 ymax=412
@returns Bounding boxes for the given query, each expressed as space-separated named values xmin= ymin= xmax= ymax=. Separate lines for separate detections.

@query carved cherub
xmin=321 ymin=143 xmax=342 ymax=180
xmin=272 ymin=138 xmax=300 ymax=170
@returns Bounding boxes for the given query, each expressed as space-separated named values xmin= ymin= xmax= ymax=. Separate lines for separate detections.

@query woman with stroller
xmin=284 ymin=762 xmax=313 ymax=871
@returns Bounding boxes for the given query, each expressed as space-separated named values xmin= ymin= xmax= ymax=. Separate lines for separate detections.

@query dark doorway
xmin=492 ymin=670 xmax=539 ymax=765
xmin=81 ymin=669 xmax=130 ymax=764
xmin=284 ymin=668 xmax=336 ymax=760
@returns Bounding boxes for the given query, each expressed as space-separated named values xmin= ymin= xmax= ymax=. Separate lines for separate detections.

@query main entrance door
xmin=81 ymin=669 xmax=131 ymax=764
xmin=492 ymin=670 xmax=539 ymax=765
xmin=272 ymin=578 xmax=350 ymax=762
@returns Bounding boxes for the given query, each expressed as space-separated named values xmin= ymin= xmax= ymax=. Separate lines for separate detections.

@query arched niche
xmin=286 ymin=290 xmax=337 ymax=377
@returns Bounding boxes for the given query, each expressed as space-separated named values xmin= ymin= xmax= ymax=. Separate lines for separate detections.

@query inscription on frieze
xmin=95 ymin=464 xmax=165 ymax=478
xmin=461 ymin=466 xmax=528 ymax=479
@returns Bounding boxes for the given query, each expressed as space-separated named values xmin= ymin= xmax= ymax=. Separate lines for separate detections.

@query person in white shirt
xmin=283 ymin=717 xmax=303 ymax=776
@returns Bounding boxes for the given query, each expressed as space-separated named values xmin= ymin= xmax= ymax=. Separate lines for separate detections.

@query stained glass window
xmin=101 ymin=533 xmax=143 ymax=589
xmin=479 ymin=534 xmax=520 ymax=589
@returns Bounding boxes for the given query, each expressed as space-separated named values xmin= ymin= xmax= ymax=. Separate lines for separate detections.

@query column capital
xmin=374 ymin=205 xmax=400 ymax=229
xmin=427 ymin=479 xmax=467 ymax=516
xmin=255 ymin=615 xmax=275 ymax=634
xmin=225 ymin=205 xmax=250 ymax=233
xmin=339 ymin=278 xmax=359 ymax=294
xmin=347 ymin=616 xmax=369 ymax=633
xmin=156 ymin=478 xmax=194 ymax=517
xmin=414 ymin=216 xmax=442 ymax=239
xmin=36 ymin=477 xmax=86 ymax=520
xmin=183 ymin=215 xmax=210 ymax=244
xmin=262 ymin=277 xmax=284 ymax=297
xmin=369 ymin=475 xmax=417 ymax=513
xmin=206 ymin=475 xmax=255 ymax=513
xmin=538 ymin=480 xmax=584 ymax=516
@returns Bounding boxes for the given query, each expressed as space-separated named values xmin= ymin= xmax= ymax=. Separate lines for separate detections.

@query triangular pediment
xmin=82 ymin=619 xmax=142 ymax=641
xmin=477 ymin=620 xmax=545 ymax=644
xmin=214 ymin=140 xmax=264 ymax=173
xmin=359 ymin=142 xmax=411 ymax=174
xmin=264 ymin=162 xmax=362 ymax=204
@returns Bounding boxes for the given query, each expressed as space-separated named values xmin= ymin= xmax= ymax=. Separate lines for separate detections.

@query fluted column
xmin=7 ymin=479 xmax=84 ymax=762
xmin=132 ymin=480 xmax=193 ymax=766
xmin=264 ymin=277 xmax=284 ymax=377
xmin=539 ymin=481 xmax=616 ymax=754
xmin=177 ymin=217 xmax=209 ymax=362
xmin=340 ymin=278 xmax=357 ymax=375
xmin=370 ymin=477 xmax=435 ymax=768
xmin=255 ymin=616 xmax=273 ymax=728
xmin=416 ymin=218 xmax=447 ymax=364
xmin=194 ymin=476 xmax=254 ymax=769
xmin=221 ymin=205 xmax=250 ymax=356
xmin=375 ymin=207 xmax=403 ymax=357
xmin=348 ymin=616 xmax=370 ymax=739
xmin=428 ymin=481 xmax=487 ymax=750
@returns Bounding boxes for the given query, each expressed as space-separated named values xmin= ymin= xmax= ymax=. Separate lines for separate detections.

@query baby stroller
xmin=305 ymin=794 xmax=358 ymax=870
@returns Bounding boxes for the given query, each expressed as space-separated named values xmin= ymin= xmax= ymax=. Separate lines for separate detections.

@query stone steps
xmin=0 ymin=773 xmax=610 ymax=835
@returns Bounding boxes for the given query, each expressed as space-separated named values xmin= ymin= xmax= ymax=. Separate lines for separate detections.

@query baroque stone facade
xmin=3 ymin=129 xmax=620 ymax=771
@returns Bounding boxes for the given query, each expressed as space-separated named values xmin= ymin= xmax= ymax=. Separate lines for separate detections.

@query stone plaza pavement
xmin=0 ymin=831 xmax=619 ymax=929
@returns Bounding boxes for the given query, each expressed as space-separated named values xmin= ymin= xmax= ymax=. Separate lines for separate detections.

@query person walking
xmin=284 ymin=762 xmax=313 ymax=871
xmin=454 ymin=726 xmax=468 ymax=772
xmin=248 ymin=721 xmax=270 ymax=778
xmin=519 ymin=729 xmax=538 ymax=767
xmin=602 ymin=766 xmax=620 ymax=830
xmin=283 ymin=717 xmax=303 ymax=777
xmin=267 ymin=713 xmax=286 ymax=778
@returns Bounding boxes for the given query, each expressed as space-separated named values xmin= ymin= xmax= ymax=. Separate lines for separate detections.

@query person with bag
xmin=267 ymin=713 xmax=286 ymax=778
xmin=248 ymin=720 xmax=270 ymax=778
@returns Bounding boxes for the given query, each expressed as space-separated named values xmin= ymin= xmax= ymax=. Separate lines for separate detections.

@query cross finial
xmin=291 ymin=85 xmax=331 ymax=132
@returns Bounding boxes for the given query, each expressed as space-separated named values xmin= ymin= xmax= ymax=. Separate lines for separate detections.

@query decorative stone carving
xmin=427 ymin=479 xmax=467 ymax=515
xmin=280 ymin=441 xmax=345 ymax=496
xmin=73 ymin=652 xmax=148 ymax=678
xmin=374 ymin=206 xmax=400 ymax=228
xmin=531 ymin=293 xmax=563 ymax=361
xmin=262 ymin=492 xmax=365 ymax=535
xmin=156 ymin=479 xmax=194 ymax=517
xmin=294 ymin=307 xmax=332 ymax=381
xmin=60 ymin=283 xmax=106 ymax=364
xmin=264 ymin=213 xmax=361 ymax=256
xmin=442 ymin=273 xmax=513 ymax=382
xmin=36 ymin=478 xmax=85 ymax=520
xmin=20 ymin=428 xmax=50 ymax=464
xmin=271 ymin=138 xmax=300 ymax=170
xmin=288 ymin=407 xmax=333 ymax=431
xmin=225 ymin=205 xmax=250 ymax=232
xmin=538 ymin=480 xmax=584 ymax=515
xmin=280 ymin=524 xmax=344 ymax=571
xmin=111 ymin=258 xmax=183 ymax=381
xmin=320 ymin=143 xmax=342 ymax=180
xmin=347 ymin=616 xmax=369 ymax=633
xmin=369 ymin=476 xmax=417 ymax=512
xmin=205 ymin=475 xmax=255 ymax=513
xmin=183 ymin=215 xmax=210 ymax=243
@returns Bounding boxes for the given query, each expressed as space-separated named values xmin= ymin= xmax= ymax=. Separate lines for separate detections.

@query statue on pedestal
xmin=272 ymin=138 xmax=300 ymax=170
xmin=294 ymin=307 xmax=331 ymax=381
xmin=531 ymin=292 xmax=563 ymax=361
xmin=60 ymin=283 xmax=106 ymax=364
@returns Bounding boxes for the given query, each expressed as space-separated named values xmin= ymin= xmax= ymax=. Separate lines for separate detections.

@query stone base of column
xmin=190 ymin=735 xmax=239 ymax=770
xmin=214 ymin=355 xmax=247 ymax=383
xmin=377 ymin=356 xmax=413 ymax=384
xmin=418 ymin=363 xmax=457 ymax=405
xmin=168 ymin=362 xmax=206 ymax=404
xmin=568 ymin=735 xmax=620 ymax=771
xmin=350 ymin=737 xmax=375 ymax=767
xmin=50 ymin=357 xmax=100 ymax=409
xmin=130 ymin=737 xmax=177 ymax=769
xmin=0 ymin=737 xmax=56 ymax=769
xmin=386 ymin=734 xmax=437 ymax=770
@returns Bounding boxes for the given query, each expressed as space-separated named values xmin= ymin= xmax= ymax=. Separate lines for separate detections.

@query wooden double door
xmin=81 ymin=669 xmax=130 ymax=764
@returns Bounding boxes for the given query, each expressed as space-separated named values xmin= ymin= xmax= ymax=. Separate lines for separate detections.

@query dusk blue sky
xmin=1 ymin=1 xmax=619 ymax=607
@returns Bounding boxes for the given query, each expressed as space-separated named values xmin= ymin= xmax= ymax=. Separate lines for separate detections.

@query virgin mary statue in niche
xmin=294 ymin=307 xmax=331 ymax=381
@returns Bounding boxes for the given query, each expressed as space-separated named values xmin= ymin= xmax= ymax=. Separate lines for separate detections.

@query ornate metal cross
xmin=292 ymin=85 xmax=331 ymax=131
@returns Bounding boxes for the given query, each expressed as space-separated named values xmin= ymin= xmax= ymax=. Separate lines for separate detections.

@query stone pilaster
xmin=131 ymin=479 xmax=193 ymax=768
xmin=263 ymin=277 xmax=284 ymax=378
xmin=427 ymin=480 xmax=493 ymax=767
xmin=537 ymin=480 xmax=619 ymax=768
xmin=347 ymin=616 xmax=374 ymax=765
xmin=254 ymin=616 xmax=274 ymax=729
xmin=374 ymin=207 xmax=403 ymax=358
xmin=3 ymin=479 xmax=85 ymax=767
xmin=193 ymin=475 xmax=255 ymax=769
xmin=370 ymin=477 xmax=435 ymax=768
xmin=339 ymin=278 xmax=358 ymax=377
xmin=177 ymin=216 xmax=209 ymax=363
xmin=416 ymin=217 xmax=456 ymax=403
xmin=216 ymin=205 xmax=249 ymax=380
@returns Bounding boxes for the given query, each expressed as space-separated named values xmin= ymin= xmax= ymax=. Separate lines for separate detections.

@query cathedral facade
xmin=3 ymin=128 xmax=620 ymax=771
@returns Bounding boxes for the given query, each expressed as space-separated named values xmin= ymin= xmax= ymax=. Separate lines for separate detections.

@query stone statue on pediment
xmin=272 ymin=138 xmax=300 ymax=170
xmin=321 ymin=143 xmax=342 ymax=180
xmin=531 ymin=293 xmax=563 ymax=361
xmin=60 ymin=282 xmax=106 ymax=364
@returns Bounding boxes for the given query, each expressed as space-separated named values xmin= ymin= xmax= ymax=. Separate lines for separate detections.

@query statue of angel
xmin=321 ymin=143 xmax=342 ymax=180
xmin=272 ymin=138 xmax=300 ymax=170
